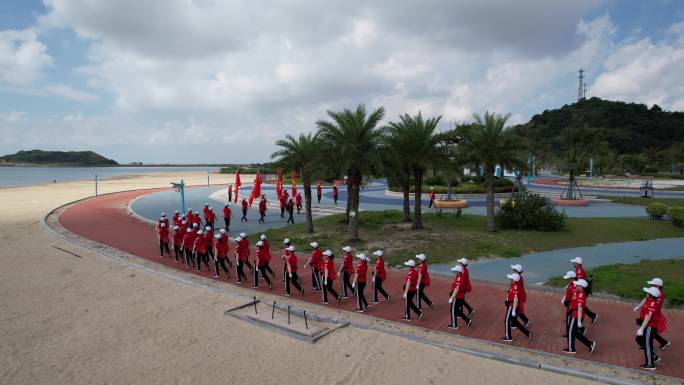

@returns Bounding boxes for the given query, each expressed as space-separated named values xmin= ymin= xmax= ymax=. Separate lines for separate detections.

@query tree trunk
xmin=347 ymin=171 xmax=361 ymax=241
xmin=485 ymin=166 xmax=496 ymax=232
xmin=402 ymin=179 xmax=411 ymax=223
xmin=343 ymin=178 xmax=352 ymax=224
xmin=412 ymin=168 xmax=424 ymax=230
xmin=303 ymin=180 xmax=314 ymax=234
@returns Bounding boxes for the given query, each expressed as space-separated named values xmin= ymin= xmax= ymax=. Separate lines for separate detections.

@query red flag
xmin=291 ymin=170 xmax=297 ymax=197
xmin=234 ymin=171 xmax=241 ymax=203
xmin=276 ymin=171 xmax=282 ymax=200
xmin=248 ymin=171 xmax=261 ymax=207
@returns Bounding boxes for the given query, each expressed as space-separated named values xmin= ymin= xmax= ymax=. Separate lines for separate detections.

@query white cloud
xmin=1 ymin=111 xmax=27 ymax=122
xmin=0 ymin=29 xmax=53 ymax=86
xmin=45 ymin=84 xmax=99 ymax=101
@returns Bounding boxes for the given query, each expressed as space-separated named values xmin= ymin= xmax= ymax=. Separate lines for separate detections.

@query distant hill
xmin=0 ymin=150 xmax=118 ymax=166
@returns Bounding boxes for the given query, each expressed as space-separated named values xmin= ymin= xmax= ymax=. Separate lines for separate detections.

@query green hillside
xmin=0 ymin=150 xmax=118 ymax=166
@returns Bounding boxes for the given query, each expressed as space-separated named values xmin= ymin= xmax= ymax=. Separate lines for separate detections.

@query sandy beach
xmin=0 ymin=172 xmax=604 ymax=385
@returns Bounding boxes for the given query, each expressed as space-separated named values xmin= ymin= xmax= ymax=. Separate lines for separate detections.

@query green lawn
xmin=262 ymin=210 xmax=684 ymax=267
xmin=598 ymin=195 xmax=684 ymax=207
xmin=546 ymin=258 xmax=684 ymax=306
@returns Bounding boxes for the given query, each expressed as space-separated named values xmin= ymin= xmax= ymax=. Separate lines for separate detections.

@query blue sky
xmin=1 ymin=1 xmax=683 ymax=163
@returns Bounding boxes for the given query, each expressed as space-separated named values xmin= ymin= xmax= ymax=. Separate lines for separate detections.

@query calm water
xmin=0 ymin=167 xmax=220 ymax=188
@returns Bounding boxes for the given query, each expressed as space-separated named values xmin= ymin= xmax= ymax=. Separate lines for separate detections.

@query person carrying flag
xmin=338 ymin=246 xmax=355 ymax=298
xmin=321 ymin=250 xmax=341 ymax=304
xmin=371 ymin=250 xmax=390 ymax=303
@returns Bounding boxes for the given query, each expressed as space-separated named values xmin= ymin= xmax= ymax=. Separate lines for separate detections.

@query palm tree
xmin=462 ymin=111 xmax=522 ymax=232
xmin=271 ymin=133 xmax=320 ymax=233
xmin=385 ymin=112 xmax=443 ymax=229
xmin=379 ymin=140 xmax=412 ymax=222
xmin=317 ymin=104 xmax=385 ymax=241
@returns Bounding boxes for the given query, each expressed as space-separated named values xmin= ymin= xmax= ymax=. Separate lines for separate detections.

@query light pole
xmin=171 ymin=179 xmax=186 ymax=213
xmin=207 ymin=169 xmax=210 ymax=187
xmin=94 ymin=173 xmax=99 ymax=197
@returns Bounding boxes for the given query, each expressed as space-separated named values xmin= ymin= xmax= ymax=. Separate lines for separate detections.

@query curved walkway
xmin=59 ymin=189 xmax=684 ymax=379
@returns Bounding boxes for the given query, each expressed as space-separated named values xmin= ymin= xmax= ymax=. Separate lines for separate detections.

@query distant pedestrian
xmin=571 ymin=257 xmax=598 ymax=323
xmin=284 ymin=245 xmax=304 ymax=296
xmin=279 ymin=191 xmax=288 ymax=218
xmin=158 ymin=223 xmax=170 ymax=257
xmin=457 ymin=258 xmax=475 ymax=315
xmin=351 ymin=253 xmax=370 ymax=312
xmin=295 ymin=192 xmax=302 ymax=214
xmin=206 ymin=207 xmax=215 ymax=229
xmin=371 ymin=250 xmax=390 ymax=303
xmin=316 ymin=183 xmax=322 ymax=204
xmin=241 ymin=198 xmax=249 ymax=222
xmin=502 ymin=272 xmax=531 ymax=342
xmin=332 ymin=185 xmax=338 ymax=205
xmin=416 ymin=254 xmax=434 ymax=310
xmin=258 ymin=195 xmax=267 ymax=223
xmin=321 ymin=250 xmax=341 ymax=304
xmin=222 ymin=204 xmax=232 ymax=231
xmin=402 ymin=259 xmax=422 ymax=321
xmin=563 ymin=279 xmax=596 ymax=354
xmin=428 ymin=187 xmax=436 ymax=208
xmin=228 ymin=184 xmax=233 ymax=202
xmin=447 ymin=265 xmax=471 ymax=329
xmin=286 ymin=198 xmax=295 ymax=224
xmin=635 ymin=286 xmax=664 ymax=370
xmin=338 ymin=246 xmax=355 ymax=298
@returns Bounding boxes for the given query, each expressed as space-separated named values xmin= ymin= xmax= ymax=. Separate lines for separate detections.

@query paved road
xmin=59 ymin=189 xmax=684 ymax=379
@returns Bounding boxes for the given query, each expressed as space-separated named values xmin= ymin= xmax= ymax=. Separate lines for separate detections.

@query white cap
xmin=457 ymin=258 xmax=469 ymax=265
xmin=372 ymin=250 xmax=384 ymax=257
xmin=416 ymin=253 xmax=426 ymax=261
xmin=570 ymin=257 xmax=583 ymax=264
xmin=174 ymin=210 xmax=179 ymax=213
xmin=193 ymin=223 xmax=199 ymax=227
xmin=173 ymin=226 xmax=179 ymax=230
xmin=219 ymin=229 xmax=226 ymax=233
xmin=287 ymin=245 xmax=295 ymax=252
xmin=260 ymin=234 xmax=266 ymax=240
xmin=239 ymin=232 xmax=247 ymax=238
xmin=644 ymin=287 xmax=661 ymax=298
xmin=235 ymin=236 xmax=242 ymax=241
xmin=204 ymin=202 xmax=209 ymax=206
xmin=186 ymin=228 xmax=192 ymax=233
xmin=507 ymin=273 xmax=520 ymax=282
xmin=647 ymin=278 xmax=664 ymax=287
xmin=194 ymin=211 xmax=199 ymax=214
xmin=215 ymin=234 xmax=221 ymax=239
xmin=562 ymin=271 xmax=577 ymax=279
xmin=205 ymin=226 xmax=211 ymax=231
xmin=182 ymin=220 xmax=187 ymax=225
xmin=404 ymin=259 xmax=416 ymax=267
xmin=283 ymin=238 xmax=291 ymax=244
xmin=510 ymin=264 xmax=523 ymax=273
xmin=356 ymin=253 xmax=369 ymax=261
xmin=188 ymin=208 xmax=193 ymax=212
xmin=342 ymin=246 xmax=352 ymax=252
xmin=209 ymin=207 xmax=213 ymax=211
xmin=198 ymin=230 xmax=204 ymax=235
xmin=323 ymin=250 xmax=333 ymax=257
xmin=161 ymin=212 xmax=166 ymax=217
xmin=310 ymin=241 xmax=319 ymax=248
xmin=451 ymin=265 xmax=464 ymax=273
xmin=160 ymin=223 xmax=166 ymax=227
xmin=574 ymin=279 xmax=588 ymax=288
xmin=256 ymin=241 xmax=264 ymax=247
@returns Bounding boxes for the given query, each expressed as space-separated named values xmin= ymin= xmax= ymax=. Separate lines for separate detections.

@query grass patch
xmin=262 ymin=210 xmax=684 ymax=267
xmin=546 ymin=258 xmax=684 ymax=306
xmin=598 ymin=195 xmax=684 ymax=207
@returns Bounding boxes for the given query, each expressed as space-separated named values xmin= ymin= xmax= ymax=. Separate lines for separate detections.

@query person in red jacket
xmin=241 ymin=198 xmax=249 ymax=222
xmin=158 ymin=223 xmax=170 ymax=257
xmin=253 ymin=241 xmax=272 ymax=289
xmin=447 ymin=265 xmax=472 ymax=329
xmin=279 ymin=191 xmax=288 ymax=218
xmin=284 ymin=245 xmax=304 ymax=296
xmin=428 ymin=187 xmax=436 ymax=208
xmin=332 ymin=185 xmax=338 ymax=205
xmin=179 ymin=220 xmax=188 ymax=235
xmin=234 ymin=236 xmax=248 ymax=283
xmin=416 ymin=254 xmax=434 ymax=310
xmin=186 ymin=209 xmax=195 ymax=226
xmin=203 ymin=226 xmax=214 ymax=264
xmin=259 ymin=234 xmax=275 ymax=278
xmin=281 ymin=238 xmax=292 ymax=283
xmin=172 ymin=210 xmax=180 ymax=227
xmin=192 ymin=230 xmax=209 ymax=271
xmin=285 ymin=198 xmax=295 ymax=224
xmin=351 ymin=254 xmax=370 ymax=312
xmin=316 ymin=183 xmax=322 ymax=204
xmin=181 ymin=228 xmax=196 ymax=268
xmin=510 ymin=264 xmax=530 ymax=327
xmin=172 ymin=225 xmax=183 ymax=262
xmin=295 ymin=192 xmax=302 ymax=214
xmin=571 ymin=257 xmax=597 ymax=323
xmin=564 ymin=279 xmax=596 ymax=354
xmin=193 ymin=210 xmax=202 ymax=228
xmin=457 ymin=258 xmax=475 ymax=315
xmin=228 ymin=184 xmax=233 ymax=203
xmin=338 ymin=246 xmax=355 ymax=298
xmin=206 ymin=207 xmax=216 ymax=229
xmin=560 ymin=270 xmax=577 ymax=339
xmin=213 ymin=233 xmax=230 ymax=279
xmin=502 ymin=272 xmax=531 ymax=341
xmin=635 ymin=286 xmax=664 ymax=370
xmin=203 ymin=203 xmax=210 ymax=223
xmin=371 ymin=250 xmax=390 ymax=303
xmin=305 ymin=242 xmax=323 ymax=291
xmin=258 ymin=195 xmax=267 ymax=224
xmin=222 ymin=204 xmax=232 ymax=231
xmin=402 ymin=259 xmax=422 ymax=320
xmin=321 ymin=250 xmax=341 ymax=304
xmin=634 ymin=278 xmax=669 ymax=350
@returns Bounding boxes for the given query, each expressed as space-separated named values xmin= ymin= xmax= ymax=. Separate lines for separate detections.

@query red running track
xmin=58 ymin=190 xmax=684 ymax=378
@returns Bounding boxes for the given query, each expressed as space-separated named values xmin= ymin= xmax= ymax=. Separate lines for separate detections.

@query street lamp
xmin=94 ymin=173 xmax=99 ymax=197
xmin=171 ymin=179 xmax=186 ymax=213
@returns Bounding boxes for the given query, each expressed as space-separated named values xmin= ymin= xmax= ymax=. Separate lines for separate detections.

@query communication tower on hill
xmin=577 ymin=69 xmax=587 ymax=101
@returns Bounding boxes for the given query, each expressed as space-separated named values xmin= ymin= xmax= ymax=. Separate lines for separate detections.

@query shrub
xmin=668 ymin=206 xmax=684 ymax=227
xmin=645 ymin=202 xmax=669 ymax=220
xmin=424 ymin=175 xmax=445 ymax=186
xmin=496 ymin=193 xmax=565 ymax=231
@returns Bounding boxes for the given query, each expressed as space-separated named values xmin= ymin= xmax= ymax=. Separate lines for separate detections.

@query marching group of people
xmin=155 ymin=207 xmax=671 ymax=371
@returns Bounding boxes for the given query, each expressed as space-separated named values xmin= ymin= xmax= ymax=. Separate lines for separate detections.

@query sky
xmin=1 ymin=0 xmax=683 ymax=164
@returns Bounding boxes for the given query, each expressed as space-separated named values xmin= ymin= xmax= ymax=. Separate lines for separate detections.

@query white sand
xmin=0 ymin=172 xmax=601 ymax=385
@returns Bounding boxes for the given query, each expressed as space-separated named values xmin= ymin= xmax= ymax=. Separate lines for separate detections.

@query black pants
xmin=296 ymin=203 xmax=301 ymax=214
xmin=287 ymin=210 xmax=294 ymax=224
xmin=196 ymin=252 xmax=209 ymax=271
xmin=228 ymin=192 xmax=232 ymax=202
xmin=333 ymin=195 xmax=338 ymax=204
xmin=355 ymin=281 xmax=368 ymax=310
xmin=223 ymin=217 xmax=230 ymax=231
xmin=159 ymin=241 xmax=170 ymax=256
xmin=215 ymin=257 xmax=229 ymax=277
xmin=280 ymin=206 xmax=285 ymax=217
xmin=207 ymin=245 xmax=214 ymax=259
xmin=311 ymin=268 xmax=322 ymax=290
xmin=236 ymin=260 xmax=247 ymax=282
xmin=654 ymin=331 xmax=669 ymax=347
xmin=241 ymin=209 xmax=248 ymax=221
xmin=417 ymin=284 xmax=433 ymax=309
xmin=317 ymin=194 xmax=321 ymax=204
xmin=372 ymin=277 xmax=389 ymax=302
xmin=450 ymin=298 xmax=471 ymax=327
xmin=254 ymin=263 xmax=272 ymax=288
xmin=173 ymin=246 xmax=182 ymax=261
xmin=322 ymin=280 xmax=339 ymax=303
xmin=463 ymin=298 xmax=474 ymax=314
xmin=263 ymin=263 xmax=275 ymax=278
xmin=584 ymin=306 xmax=597 ymax=320
xmin=504 ymin=305 xmax=530 ymax=339
xmin=282 ymin=260 xmax=287 ymax=283
xmin=259 ymin=212 xmax=265 ymax=223
xmin=517 ymin=311 xmax=530 ymax=326
xmin=567 ymin=317 xmax=593 ymax=351
xmin=184 ymin=249 xmax=195 ymax=267
xmin=404 ymin=290 xmax=421 ymax=319
xmin=636 ymin=326 xmax=656 ymax=366
xmin=285 ymin=272 xmax=303 ymax=295
xmin=341 ymin=271 xmax=355 ymax=297
xmin=428 ymin=198 xmax=434 ymax=208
